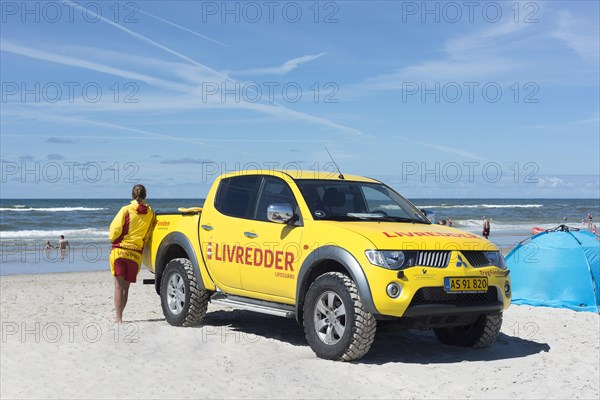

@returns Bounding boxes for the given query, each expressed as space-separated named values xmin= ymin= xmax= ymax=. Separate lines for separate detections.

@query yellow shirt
xmin=109 ymin=200 xmax=154 ymax=252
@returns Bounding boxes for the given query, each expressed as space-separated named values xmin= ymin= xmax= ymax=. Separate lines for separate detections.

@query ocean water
xmin=1 ymin=198 xmax=598 ymax=275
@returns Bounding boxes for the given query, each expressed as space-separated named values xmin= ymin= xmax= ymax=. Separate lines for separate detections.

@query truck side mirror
xmin=267 ymin=203 xmax=294 ymax=224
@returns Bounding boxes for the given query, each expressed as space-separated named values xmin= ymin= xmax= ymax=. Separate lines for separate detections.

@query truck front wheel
xmin=160 ymin=258 xmax=209 ymax=327
xmin=434 ymin=313 xmax=503 ymax=348
xmin=303 ymin=272 xmax=377 ymax=361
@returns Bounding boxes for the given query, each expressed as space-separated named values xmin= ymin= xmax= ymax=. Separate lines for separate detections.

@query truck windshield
xmin=295 ymin=180 xmax=429 ymax=223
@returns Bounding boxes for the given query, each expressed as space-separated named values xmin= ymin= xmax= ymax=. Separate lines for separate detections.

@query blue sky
xmin=1 ymin=0 xmax=598 ymax=198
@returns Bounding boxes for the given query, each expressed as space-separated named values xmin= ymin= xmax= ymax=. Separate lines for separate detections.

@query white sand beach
xmin=1 ymin=269 xmax=598 ymax=399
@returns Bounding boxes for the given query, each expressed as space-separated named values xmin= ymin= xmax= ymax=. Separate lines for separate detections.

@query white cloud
xmin=2 ymin=5 xmax=362 ymax=138
xmin=395 ymin=137 xmax=488 ymax=161
xmin=353 ymin=5 xmax=599 ymax=93
xmin=537 ymin=177 xmax=568 ymax=188
xmin=553 ymin=10 xmax=600 ymax=63
xmin=139 ymin=10 xmax=228 ymax=47
xmin=66 ymin=2 xmax=223 ymax=73
xmin=1 ymin=41 xmax=364 ymax=138
xmin=520 ymin=111 xmax=600 ymax=131
xmin=358 ymin=18 xmax=532 ymax=91
xmin=0 ymin=40 xmax=190 ymax=93
xmin=233 ymin=53 xmax=327 ymax=76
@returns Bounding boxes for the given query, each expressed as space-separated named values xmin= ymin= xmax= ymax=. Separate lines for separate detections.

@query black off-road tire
xmin=303 ymin=272 xmax=377 ymax=361
xmin=160 ymin=258 xmax=209 ymax=327
xmin=434 ymin=313 xmax=503 ymax=348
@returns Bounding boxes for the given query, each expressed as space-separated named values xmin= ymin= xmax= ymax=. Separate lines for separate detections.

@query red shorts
xmin=112 ymin=258 xmax=139 ymax=283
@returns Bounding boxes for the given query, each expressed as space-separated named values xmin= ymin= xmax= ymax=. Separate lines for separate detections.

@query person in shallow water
xmin=109 ymin=184 xmax=154 ymax=323
xmin=482 ymin=216 xmax=491 ymax=239
xmin=58 ymin=235 xmax=70 ymax=250
xmin=58 ymin=235 xmax=70 ymax=260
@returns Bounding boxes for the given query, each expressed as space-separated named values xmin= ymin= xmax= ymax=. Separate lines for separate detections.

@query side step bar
xmin=210 ymin=293 xmax=295 ymax=318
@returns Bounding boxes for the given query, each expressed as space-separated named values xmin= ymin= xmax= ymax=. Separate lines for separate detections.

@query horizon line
xmin=1 ymin=197 xmax=599 ymax=200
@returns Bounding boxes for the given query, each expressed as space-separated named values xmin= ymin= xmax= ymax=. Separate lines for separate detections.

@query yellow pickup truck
xmin=142 ymin=170 xmax=511 ymax=361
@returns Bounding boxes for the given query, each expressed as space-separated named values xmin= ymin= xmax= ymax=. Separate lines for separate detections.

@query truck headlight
xmin=365 ymin=250 xmax=407 ymax=270
xmin=484 ymin=251 xmax=507 ymax=270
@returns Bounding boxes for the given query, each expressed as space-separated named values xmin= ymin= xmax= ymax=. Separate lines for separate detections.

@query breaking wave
xmin=0 ymin=207 xmax=107 ymax=212
xmin=417 ymin=204 xmax=543 ymax=209
xmin=0 ymin=228 xmax=108 ymax=239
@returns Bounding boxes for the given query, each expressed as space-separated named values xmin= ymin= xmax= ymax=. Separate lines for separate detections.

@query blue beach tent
xmin=506 ymin=226 xmax=600 ymax=313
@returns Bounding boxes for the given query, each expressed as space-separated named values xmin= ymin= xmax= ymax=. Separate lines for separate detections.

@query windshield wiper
xmin=320 ymin=215 xmax=364 ymax=221
xmin=320 ymin=214 xmax=428 ymax=223
xmin=359 ymin=215 xmax=429 ymax=224
xmin=382 ymin=217 xmax=429 ymax=224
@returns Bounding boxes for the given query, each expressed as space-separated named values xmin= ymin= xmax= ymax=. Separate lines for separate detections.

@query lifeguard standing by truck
xmin=110 ymin=184 xmax=154 ymax=323
xmin=142 ymin=170 xmax=511 ymax=361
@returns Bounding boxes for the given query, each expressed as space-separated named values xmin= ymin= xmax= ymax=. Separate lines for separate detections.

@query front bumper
xmin=365 ymin=261 xmax=511 ymax=318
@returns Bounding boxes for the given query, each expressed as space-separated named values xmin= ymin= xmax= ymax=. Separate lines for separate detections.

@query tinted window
xmin=254 ymin=176 xmax=297 ymax=222
xmin=214 ymin=175 xmax=261 ymax=219
xmin=295 ymin=180 xmax=428 ymax=223
xmin=296 ymin=182 xmax=367 ymax=216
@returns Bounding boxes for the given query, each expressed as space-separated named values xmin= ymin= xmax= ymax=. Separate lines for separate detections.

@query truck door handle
xmin=244 ymin=231 xmax=258 ymax=238
xmin=201 ymin=225 xmax=214 ymax=231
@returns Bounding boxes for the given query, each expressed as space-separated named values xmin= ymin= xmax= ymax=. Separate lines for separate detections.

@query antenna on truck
xmin=325 ymin=147 xmax=345 ymax=180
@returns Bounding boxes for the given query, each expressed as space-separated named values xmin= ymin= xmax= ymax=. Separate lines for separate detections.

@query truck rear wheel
xmin=160 ymin=258 xmax=209 ymax=327
xmin=434 ymin=313 xmax=503 ymax=348
xmin=303 ymin=272 xmax=377 ymax=361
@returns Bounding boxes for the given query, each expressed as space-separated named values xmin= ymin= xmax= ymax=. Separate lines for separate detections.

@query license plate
xmin=444 ymin=277 xmax=488 ymax=293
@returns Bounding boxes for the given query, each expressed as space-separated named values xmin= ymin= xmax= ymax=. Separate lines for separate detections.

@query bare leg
xmin=114 ymin=276 xmax=128 ymax=323
xmin=122 ymin=281 xmax=131 ymax=314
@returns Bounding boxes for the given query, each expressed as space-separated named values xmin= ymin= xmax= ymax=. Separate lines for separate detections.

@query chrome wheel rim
xmin=314 ymin=291 xmax=346 ymax=345
xmin=166 ymin=272 xmax=186 ymax=315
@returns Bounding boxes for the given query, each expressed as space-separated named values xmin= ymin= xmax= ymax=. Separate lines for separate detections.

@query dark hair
xmin=132 ymin=184 xmax=147 ymax=202
xmin=60 ymin=235 xmax=64 ymax=239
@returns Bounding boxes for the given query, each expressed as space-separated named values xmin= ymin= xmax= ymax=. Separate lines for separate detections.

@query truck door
xmin=201 ymin=175 xmax=261 ymax=292
xmin=238 ymin=175 xmax=303 ymax=301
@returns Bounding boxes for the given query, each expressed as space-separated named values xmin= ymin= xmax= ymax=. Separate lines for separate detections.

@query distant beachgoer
xmin=447 ymin=217 xmax=453 ymax=227
xmin=482 ymin=216 xmax=490 ymax=239
xmin=57 ymin=235 xmax=70 ymax=260
xmin=563 ymin=216 xmax=567 ymax=223
xmin=44 ymin=240 xmax=55 ymax=250
xmin=109 ymin=184 xmax=154 ymax=323
xmin=58 ymin=235 xmax=70 ymax=250
xmin=593 ymin=225 xmax=597 ymax=235
xmin=588 ymin=213 xmax=593 ymax=228
xmin=438 ymin=219 xmax=447 ymax=225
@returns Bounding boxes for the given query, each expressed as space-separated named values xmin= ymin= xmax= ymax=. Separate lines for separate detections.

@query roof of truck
xmin=219 ymin=170 xmax=380 ymax=183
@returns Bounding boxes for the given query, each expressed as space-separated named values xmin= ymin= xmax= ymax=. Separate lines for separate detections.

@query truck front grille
xmin=409 ymin=287 xmax=498 ymax=306
xmin=461 ymin=251 xmax=492 ymax=267
xmin=414 ymin=251 xmax=450 ymax=268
